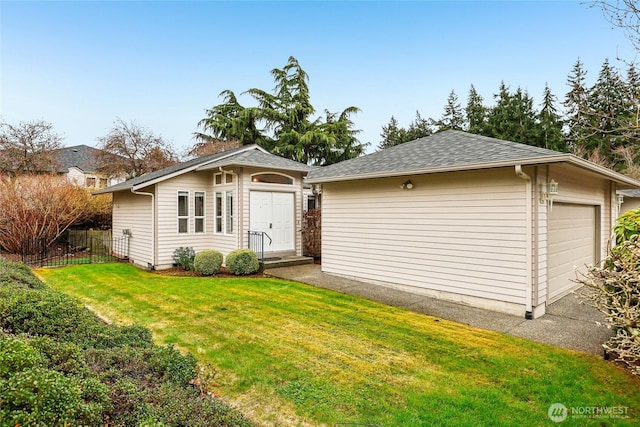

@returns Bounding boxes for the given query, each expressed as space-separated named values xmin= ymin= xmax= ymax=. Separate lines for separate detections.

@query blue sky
xmin=1 ymin=1 xmax=637 ymax=155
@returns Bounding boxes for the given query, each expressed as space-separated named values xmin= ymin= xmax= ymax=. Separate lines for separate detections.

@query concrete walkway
xmin=264 ymin=264 xmax=612 ymax=355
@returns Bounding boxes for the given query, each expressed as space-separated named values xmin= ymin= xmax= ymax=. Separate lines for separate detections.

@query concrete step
xmin=262 ymin=256 xmax=314 ymax=269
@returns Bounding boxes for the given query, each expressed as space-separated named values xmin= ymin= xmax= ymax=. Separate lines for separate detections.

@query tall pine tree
xmin=435 ymin=90 xmax=465 ymax=131
xmin=537 ymin=84 xmax=567 ymax=152
xmin=465 ymin=84 xmax=487 ymax=135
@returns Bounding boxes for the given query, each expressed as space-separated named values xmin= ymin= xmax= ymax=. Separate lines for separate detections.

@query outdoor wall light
xmin=617 ymin=193 xmax=625 ymax=212
xmin=540 ymin=179 xmax=559 ymax=211
xmin=401 ymin=180 xmax=414 ymax=190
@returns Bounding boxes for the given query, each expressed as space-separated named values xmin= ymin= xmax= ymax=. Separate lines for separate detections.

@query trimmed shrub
xmin=194 ymin=250 xmax=223 ymax=276
xmin=173 ymin=246 xmax=196 ymax=270
xmin=613 ymin=207 xmax=640 ymax=244
xmin=225 ymin=249 xmax=260 ymax=275
xmin=0 ymin=259 xmax=253 ymax=426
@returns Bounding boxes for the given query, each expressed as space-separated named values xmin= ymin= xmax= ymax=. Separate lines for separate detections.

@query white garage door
xmin=547 ymin=203 xmax=596 ymax=302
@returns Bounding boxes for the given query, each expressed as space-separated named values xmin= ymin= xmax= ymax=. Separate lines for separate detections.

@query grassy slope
xmin=37 ymin=263 xmax=640 ymax=426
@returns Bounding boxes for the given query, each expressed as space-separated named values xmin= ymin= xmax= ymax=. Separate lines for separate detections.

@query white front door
xmin=250 ymin=191 xmax=295 ymax=253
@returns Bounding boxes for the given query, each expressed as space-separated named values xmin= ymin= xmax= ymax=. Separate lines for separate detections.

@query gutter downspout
xmin=515 ymin=165 xmax=534 ymax=319
xmin=131 ymin=188 xmax=155 ymax=270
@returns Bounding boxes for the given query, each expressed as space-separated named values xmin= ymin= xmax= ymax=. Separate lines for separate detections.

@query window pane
xmin=215 ymin=174 xmax=222 ymax=185
xmin=195 ymin=192 xmax=204 ymax=217
xmin=251 ymin=173 xmax=293 ymax=184
xmin=195 ymin=218 xmax=204 ymax=233
xmin=215 ymin=192 xmax=222 ymax=233
xmin=178 ymin=218 xmax=188 ymax=233
xmin=226 ymin=191 xmax=234 ymax=234
xmin=178 ymin=192 xmax=188 ymax=216
xmin=225 ymin=173 xmax=234 ymax=184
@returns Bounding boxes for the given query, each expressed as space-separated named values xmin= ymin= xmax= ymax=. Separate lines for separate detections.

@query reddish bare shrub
xmin=577 ymin=236 xmax=640 ymax=376
xmin=0 ymin=175 xmax=90 ymax=253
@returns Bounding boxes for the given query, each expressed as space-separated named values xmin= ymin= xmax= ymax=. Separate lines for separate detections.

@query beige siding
xmin=322 ymin=168 xmax=528 ymax=307
xmin=621 ymin=197 xmax=640 ymax=215
xmin=113 ymin=190 xmax=153 ymax=268
xmin=534 ymin=168 xmax=548 ymax=308
xmin=155 ymin=171 xmax=225 ymax=269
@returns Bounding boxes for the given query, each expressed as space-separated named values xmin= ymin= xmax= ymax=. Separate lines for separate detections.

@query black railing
xmin=21 ymin=229 xmax=129 ymax=267
xmin=248 ymin=230 xmax=272 ymax=262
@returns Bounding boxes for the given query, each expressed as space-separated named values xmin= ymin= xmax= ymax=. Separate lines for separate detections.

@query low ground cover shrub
xmin=194 ymin=249 xmax=223 ymax=276
xmin=0 ymin=259 xmax=252 ymax=426
xmin=225 ymin=249 xmax=260 ymax=275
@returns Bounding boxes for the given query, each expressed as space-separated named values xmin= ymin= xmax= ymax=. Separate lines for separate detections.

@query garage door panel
xmin=547 ymin=203 xmax=596 ymax=302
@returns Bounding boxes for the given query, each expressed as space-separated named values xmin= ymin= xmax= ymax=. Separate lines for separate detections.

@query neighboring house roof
xmin=306 ymin=130 xmax=640 ymax=188
xmin=618 ymin=189 xmax=640 ymax=197
xmin=52 ymin=145 xmax=107 ymax=173
xmin=94 ymin=144 xmax=313 ymax=194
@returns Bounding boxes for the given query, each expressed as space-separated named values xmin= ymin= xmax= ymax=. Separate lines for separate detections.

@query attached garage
xmin=307 ymin=131 xmax=640 ymax=318
xmin=547 ymin=203 xmax=597 ymax=302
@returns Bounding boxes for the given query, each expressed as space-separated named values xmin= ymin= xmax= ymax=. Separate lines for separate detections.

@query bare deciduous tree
xmin=186 ymin=139 xmax=242 ymax=159
xmin=97 ymin=118 xmax=178 ymax=179
xmin=0 ymin=119 xmax=63 ymax=175
xmin=590 ymin=0 xmax=640 ymax=53
xmin=0 ymin=175 xmax=90 ymax=253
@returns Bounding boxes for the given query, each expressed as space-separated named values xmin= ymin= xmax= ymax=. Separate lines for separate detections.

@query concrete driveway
xmin=264 ymin=264 xmax=612 ymax=355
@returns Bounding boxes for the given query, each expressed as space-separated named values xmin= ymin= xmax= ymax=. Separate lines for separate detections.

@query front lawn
xmin=37 ymin=263 xmax=640 ymax=426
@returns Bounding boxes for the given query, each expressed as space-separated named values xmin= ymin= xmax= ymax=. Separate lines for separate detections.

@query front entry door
xmin=250 ymin=191 xmax=294 ymax=253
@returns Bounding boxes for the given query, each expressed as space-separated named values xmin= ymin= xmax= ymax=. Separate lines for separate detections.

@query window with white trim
xmin=178 ymin=191 xmax=189 ymax=234
xmin=194 ymin=191 xmax=205 ymax=233
xmin=214 ymin=190 xmax=234 ymax=234
xmin=214 ymin=172 xmax=235 ymax=186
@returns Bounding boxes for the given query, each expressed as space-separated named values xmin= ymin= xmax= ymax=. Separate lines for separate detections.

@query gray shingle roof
xmin=307 ymin=130 xmax=565 ymax=183
xmin=196 ymin=149 xmax=314 ymax=172
xmin=94 ymin=144 xmax=312 ymax=194
xmin=52 ymin=145 xmax=106 ymax=173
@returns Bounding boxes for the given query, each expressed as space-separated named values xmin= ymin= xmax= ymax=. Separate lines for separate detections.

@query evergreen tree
xmin=435 ymin=90 xmax=465 ymax=131
xmin=378 ymin=116 xmax=406 ymax=150
xmin=465 ymin=84 xmax=487 ymax=135
xmin=195 ymin=90 xmax=269 ymax=148
xmin=405 ymin=111 xmax=434 ymax=141
xmin=486 ymin=83 xmax=538 ymax=145
xmin=564 ymin=58 xmax=591 ymax=152
xmin=587 ymin=59 xmax=629 ymax=161
xmin=486 ymin=81 xmax=512 ymax=140
xmin=537 ymin=84 xmax=567 ymax=152
xmin=195 ymin=56 xmax=365 ymax=165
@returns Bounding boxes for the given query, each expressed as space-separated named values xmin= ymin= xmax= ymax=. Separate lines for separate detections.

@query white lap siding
xmin=113 ymin=190 xmax=154 ymax=268
xmin=155 ymin=171 xmax=224 ymax=269
xmin=321 ymin=168 xmax=529 ymax=311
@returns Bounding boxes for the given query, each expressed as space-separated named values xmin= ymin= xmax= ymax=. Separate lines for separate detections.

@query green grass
xmin=36 ymin=263 xmax=640 ymax=426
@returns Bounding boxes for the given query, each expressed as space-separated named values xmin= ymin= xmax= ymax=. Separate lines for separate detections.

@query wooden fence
xmin=302 ymin=209 xmax=321 ymax=258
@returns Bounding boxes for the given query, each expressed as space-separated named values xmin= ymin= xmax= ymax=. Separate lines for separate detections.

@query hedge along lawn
xmin=36 ymin=264 xmax=640 ymax=426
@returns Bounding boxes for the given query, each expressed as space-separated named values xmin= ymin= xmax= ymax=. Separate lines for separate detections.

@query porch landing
xmin=262 ymin=256 xmax=314 ymax=269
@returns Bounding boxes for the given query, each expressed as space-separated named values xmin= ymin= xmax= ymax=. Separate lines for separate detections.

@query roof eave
xmin=196 ymin=160 xmax=311 ymax=173
xmin=564 ymin=156 xmax=640 ymax=188
xmin=305 ymin=155 xmax=572 ymax=184
xmin=96 ymin=145 xmax=265 ymax=193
